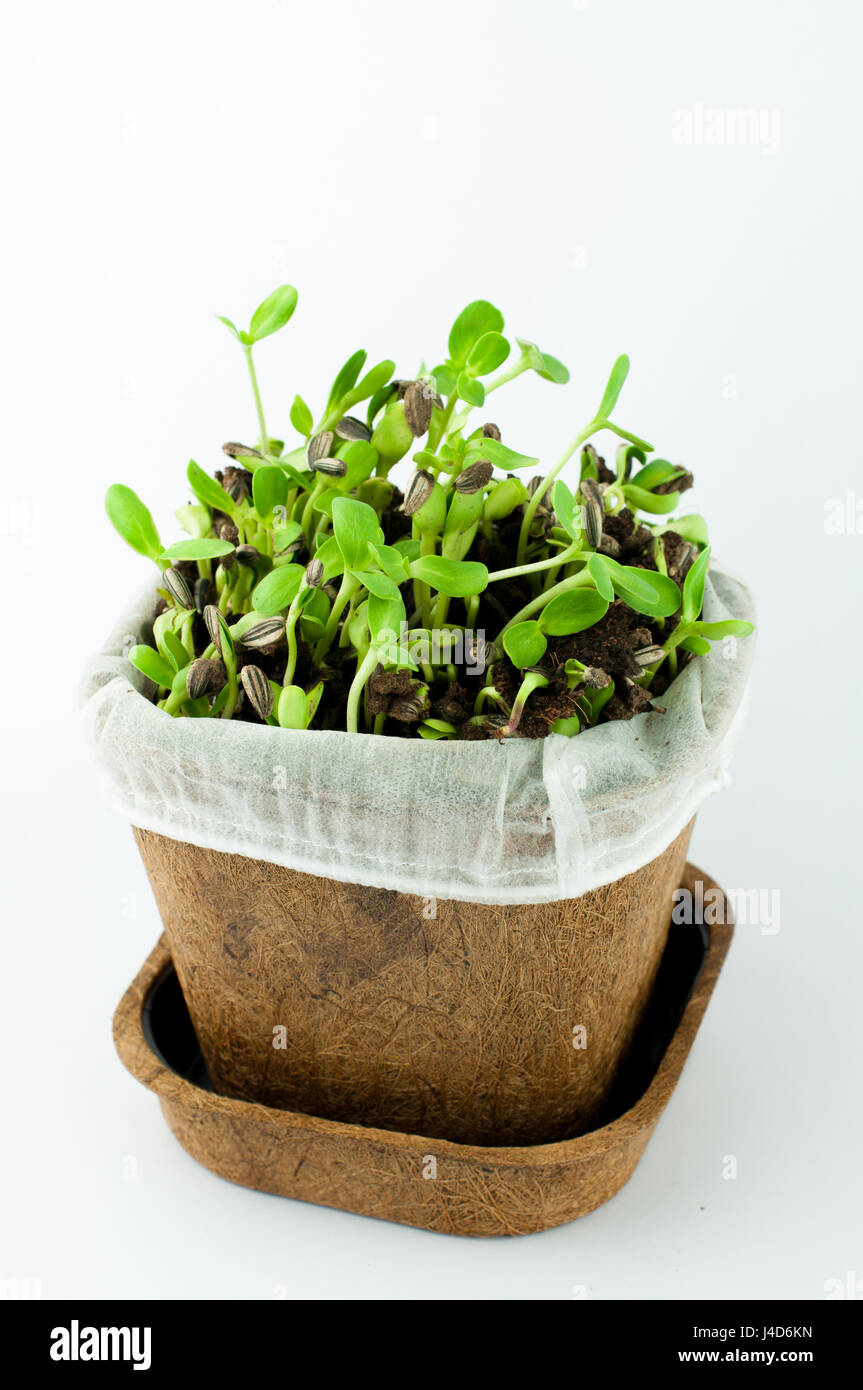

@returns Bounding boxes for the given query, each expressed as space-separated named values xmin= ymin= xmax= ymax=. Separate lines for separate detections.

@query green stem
xmin=427 ymin=391 xmax=458 ymax=454
xmin=417 ymin=531 xmax=437 ymax=628
xmin=313 ymin=573 xmax=360 ymax=663
xmin=431 ymin=593 xmax=451 ymax=627
xmin=449 ymin=358 xmax=530 ymax=433
xmin=180 ymin=612 xmax=196 ymax=659
xmin=474 ymin=685 xmax=508 ymax=715
xmin=301 ymin=481 xmax=323 ymax=542
xmin=338 ymin=589 xmax=363 ymax=647
xmin=497 ymin=569 xmax=596 ymax=639
xmin=243 ymin=345 xmax=268 ymax=450
xmin=516 ymin=419 xmax=598 ymax=566
xmin=486 ymin=545 xmax=581 ymax=585
xmin=347 ymin=646 xmax=379 ymax=734
xmin=662 ymin=622 xmax=693 ymax=671
xmin=501 ymin=671 xmax=549 ymax=736
xmin=284 ymin=606 xmax=300 ymax=685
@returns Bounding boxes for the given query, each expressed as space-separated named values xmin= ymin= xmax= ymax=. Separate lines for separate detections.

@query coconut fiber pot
xmin=132 ymin=819 xmax=693 ymax=1147
xmin=86 ymin=569 xmax=753 ymax=1152
xmin=114 ymin=865 xmax=733 ymax=1236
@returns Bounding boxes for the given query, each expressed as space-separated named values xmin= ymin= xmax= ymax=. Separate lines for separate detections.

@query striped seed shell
xmin=677 ymin=542 xmax=697 ymax=579
xmin=633 ymin=645 xmax=666 ymax=669
xmin=304 ymin=558 xmax=324 ymax=588
xmin=310 ymin=456 xmax=347 ymax=477
xmin=308 ymin=430 xmax=334 ymax=465
xmin=162 ymin=568 xmax=193 ymax=609
xmin=403 ymin=381 xmax=434 ymax=437
xmin=403 ymin=469 xmax=435 ymax=517
xmin=335 ymin=416 xmax=372 ymax=442
xmin=582 ymin=502 xmax=603 ymax=550
xmin=241 ymin=664 xmax=273 ymax=721
xmin=186 ymin=656 xmax=225 ymax=700
xmin=455 ymin=460 xmax=493 ymax=494
xmin=241 ymin=617 xmax=285 ymax=650
xmin=222 ymin=442 xmax=264 ymax=461
xmin=203 ymin=604 xmax=225 ymax=654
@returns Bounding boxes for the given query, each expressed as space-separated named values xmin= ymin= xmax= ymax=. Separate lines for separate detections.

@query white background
xmin=1 ymin=0 xmax=861 ymax=1301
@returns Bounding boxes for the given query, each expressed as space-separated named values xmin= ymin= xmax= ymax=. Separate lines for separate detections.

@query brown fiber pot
xmin=132 ymin=819 xmax=693 ymax=1147
xmin=113 ymin=877 xmax=732 ymax=1236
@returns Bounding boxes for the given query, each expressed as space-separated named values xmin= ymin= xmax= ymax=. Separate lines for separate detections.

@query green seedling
xmin=105 ymin=283 xmax=753 ymax=737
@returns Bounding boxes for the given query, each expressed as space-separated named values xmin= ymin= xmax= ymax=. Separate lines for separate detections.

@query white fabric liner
xmin=81 ymin=565 xmax=755 ymax=905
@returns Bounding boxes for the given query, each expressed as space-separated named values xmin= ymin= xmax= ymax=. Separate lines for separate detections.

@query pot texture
xmin=114 ymin=864 xmax=731 ymax=1235
xmin=133 ymin=819 xmax=693 ymax=1146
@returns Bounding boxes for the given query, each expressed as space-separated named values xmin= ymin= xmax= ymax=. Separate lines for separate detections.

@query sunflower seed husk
xmin=481 ymin=422 xmax=501 ymax=441
xmin=597 ymin=534 xmax=621 ymax=558
xmin=241 ymin=617 xmax=285 ymax=650
xmin=455 ymin=460 xmax=493 ymax=494
xmin=311 ymin=456 xmax=347 ymax=477
xmin=162 ymin=568 xmax=193 ymax=609
xmin=308 ymin=430 xmax=334 ymax=465
xmin=219 ymin=550 xmax=236 ymax=572
xmin=580 ymin=478 xmax=603 ymax=508
xmin=676 ymin=542 xmax=697 ymax=579
xmin=274 ymin=536 xmax=305 ymax=558
xmin=527 ymin=475 xmax=546 ymax=499
xmin=403 ymin=380 xmax=434 ymax=437
xmin=403 ymin=468 xmax=435 ymax=517
xmin=222 ymin=442 xmax=264 ymax=461
xmin=465 ymin=635 xmax=498 ymax=671
xmin=582 ymin=501 xmax=603 ymax=550
xmin=186 ymin=656 xmax=225 ymax=700
xmin=241 ymin=664 xmax=274 ymax=721
xmin=216 ymin=519 xmax=239 ymax=544
xmin=654 ymin=470 xmax=693 ymax=496
xmin=203 ymin=604 xmax=224 ymax=654
xmin=235 ymin=544 xmax=260 ymax=567
xmin=335 ymin=415 xmax=372 ymax=442
xmin=219 ymin=465 xmax=252 ymax=501
xmin=633 ymin=645 xmax=666 ymax=669
xmin=388 ymin=697 xmax=423 ymax=723
xmin=304 ymin=558 xmax=324 ymax=588
xmin=194 ymin=576 xmax=214 ymax=614
xmin=583 ymin=666 xmax=611 ymax=689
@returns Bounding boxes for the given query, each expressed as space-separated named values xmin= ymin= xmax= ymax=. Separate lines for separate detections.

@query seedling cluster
xmin=106 ymin=285 xmax=753 ymax=738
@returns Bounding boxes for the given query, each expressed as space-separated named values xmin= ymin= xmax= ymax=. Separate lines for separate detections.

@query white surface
xmin=1 ymin=0 xmax=861 ymax=1300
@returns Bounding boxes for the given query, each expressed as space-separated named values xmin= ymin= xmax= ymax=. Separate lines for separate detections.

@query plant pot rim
xmin=84 ymin=568 xmax=755 ymax=905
